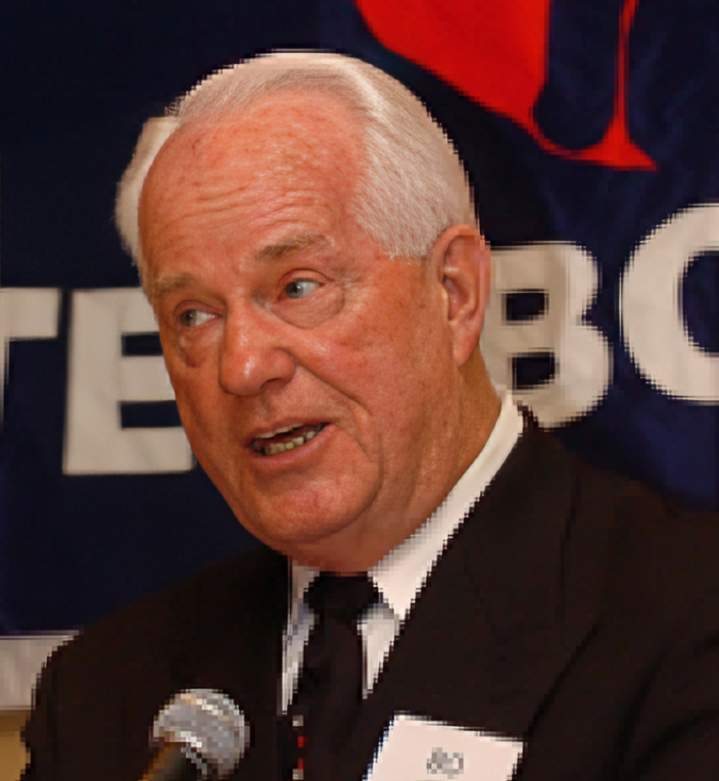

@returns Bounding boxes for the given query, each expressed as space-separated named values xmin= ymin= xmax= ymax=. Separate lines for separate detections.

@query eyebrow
xmin=149 ymin=272 xmax=196 ymax=305
xmin=149 ymin=233 xmax=329 ymax=305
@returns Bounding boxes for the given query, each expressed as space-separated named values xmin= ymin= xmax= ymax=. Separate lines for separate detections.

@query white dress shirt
xmin=281 ymin=391 xmax=524 ymax=712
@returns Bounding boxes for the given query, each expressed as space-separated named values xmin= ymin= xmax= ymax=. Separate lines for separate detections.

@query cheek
xmin=161 ymin=348 xmax=221 ymax=437
xmin=367 ymin=303 xmax=453 ymax=420
xmin=325 ymin=306 xmax=441 ymax=429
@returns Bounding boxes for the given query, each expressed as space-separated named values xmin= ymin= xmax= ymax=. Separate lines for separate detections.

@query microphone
xmin=141 ymin=689 xmax=250 ymax=781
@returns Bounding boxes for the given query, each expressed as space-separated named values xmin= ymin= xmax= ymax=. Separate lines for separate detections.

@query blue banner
xmin=1 ymin=0 xmax=716 ymax=706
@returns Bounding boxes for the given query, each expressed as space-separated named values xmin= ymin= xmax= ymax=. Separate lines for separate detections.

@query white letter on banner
xmin=620 ymin=204 xmax=719 ymax=403
xmin=0 ymin=287 xmax=61 ymax=422
xmin=64 ymin=288 xmax=193 ymax=474
xmin=481 ymin=242 xmax=611 ymax=427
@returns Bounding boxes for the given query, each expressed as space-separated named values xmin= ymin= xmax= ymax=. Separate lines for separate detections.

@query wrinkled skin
xmin=139 ymin=90 xmax=498 ymax=571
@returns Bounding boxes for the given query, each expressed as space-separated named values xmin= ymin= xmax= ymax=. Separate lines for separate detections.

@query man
xmin=21 ymin=52 xmax=719 ymax=780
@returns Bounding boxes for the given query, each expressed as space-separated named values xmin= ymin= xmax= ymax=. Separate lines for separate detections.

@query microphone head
xmin=151 ymin=689 xmax=249 ymax=778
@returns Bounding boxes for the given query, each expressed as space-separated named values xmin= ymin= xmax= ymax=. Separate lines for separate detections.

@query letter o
xmin=620 ymin=204 xmax=719 ymax=403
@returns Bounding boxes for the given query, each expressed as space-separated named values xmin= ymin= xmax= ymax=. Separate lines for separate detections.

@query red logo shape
xmin=355 ymin=0 xmax=654 ymax=170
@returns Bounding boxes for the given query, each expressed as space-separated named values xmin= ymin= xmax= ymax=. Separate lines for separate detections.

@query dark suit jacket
xmin=20 ymin=426 xmax=719 ymax=780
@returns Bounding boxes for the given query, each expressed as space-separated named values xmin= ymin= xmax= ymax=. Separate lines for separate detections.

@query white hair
xmin=115 ymin=51 xmax=477 ymax=275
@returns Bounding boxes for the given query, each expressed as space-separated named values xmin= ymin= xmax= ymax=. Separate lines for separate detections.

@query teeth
xmin=256 ymin=424 xmax=296 ymax=440
xmin=257 ymin=424 xmax=324 ymax=456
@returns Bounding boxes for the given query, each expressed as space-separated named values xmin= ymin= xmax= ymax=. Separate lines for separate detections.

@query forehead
xmin=139 ymin=91 xmax=364 ymax=257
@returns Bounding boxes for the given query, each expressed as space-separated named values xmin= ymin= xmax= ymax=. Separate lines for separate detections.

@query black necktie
xmin=282 ymin=572 xmax=379 ymax=781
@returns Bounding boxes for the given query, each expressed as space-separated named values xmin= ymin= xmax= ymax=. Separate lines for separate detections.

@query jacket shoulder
xmin=556 ymin=433 xmax=719 ymax=623
xmin=53 ymin=543 xmax=285 ymax=672
xmin=23 ymin=545 xmax=286 ymax=780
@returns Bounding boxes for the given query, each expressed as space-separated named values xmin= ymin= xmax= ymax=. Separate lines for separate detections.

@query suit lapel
xmin=468 ymin=424 xmax=599 ymax=736
xmin=344 ymin=425 xmax=600 ymax=780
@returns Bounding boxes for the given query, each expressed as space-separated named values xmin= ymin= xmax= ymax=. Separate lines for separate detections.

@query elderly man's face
xmin=140 ymin=92 xmax=473 ymax=568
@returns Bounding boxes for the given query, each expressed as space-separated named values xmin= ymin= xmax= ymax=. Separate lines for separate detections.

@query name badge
xmin=366 ymin=714 xmax=524 ymax=781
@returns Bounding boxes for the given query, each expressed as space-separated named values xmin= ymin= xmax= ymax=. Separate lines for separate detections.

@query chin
xmin=238 ymin=498 xmax=369 ymax=553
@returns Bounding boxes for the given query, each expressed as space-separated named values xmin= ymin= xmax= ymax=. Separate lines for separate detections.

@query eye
xmin=178 ymin=309 xmax=214 ymax=328
xmin=284 ymin=279 xmax=320 ymax=299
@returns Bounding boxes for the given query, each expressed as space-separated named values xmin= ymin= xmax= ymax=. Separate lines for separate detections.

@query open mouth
xmin=251 ymin=423 xmax=328 ymax=456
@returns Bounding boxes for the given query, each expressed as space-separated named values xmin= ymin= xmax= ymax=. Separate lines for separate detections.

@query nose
xmin=218 ymin=309 xmax=296 ymax=396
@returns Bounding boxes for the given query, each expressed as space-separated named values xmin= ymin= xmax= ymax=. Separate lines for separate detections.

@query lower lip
xmin=249 ymin=424 xmax=331 ymax=470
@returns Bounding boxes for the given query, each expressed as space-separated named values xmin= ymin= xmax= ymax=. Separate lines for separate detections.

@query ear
xmin=430 ymin=225 xmax=491 ymax=367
